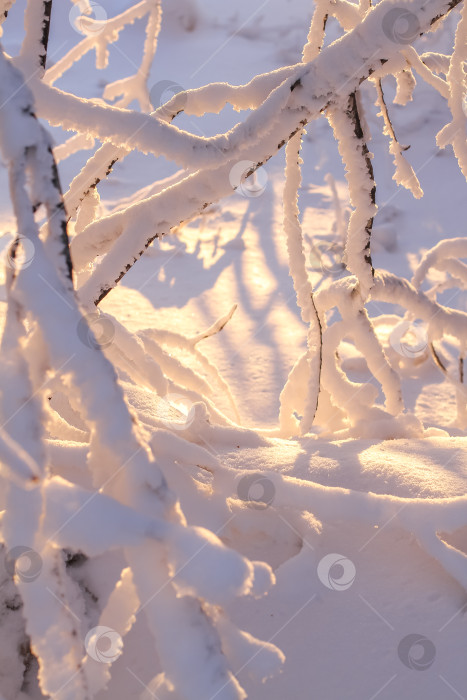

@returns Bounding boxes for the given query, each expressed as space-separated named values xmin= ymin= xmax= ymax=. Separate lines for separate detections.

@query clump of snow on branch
xmin=1 ymin=0 xmax=467 ymax=698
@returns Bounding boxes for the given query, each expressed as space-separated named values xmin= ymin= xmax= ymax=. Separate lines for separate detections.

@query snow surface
xmin=1 ymin=0 xmax=467 ymax=699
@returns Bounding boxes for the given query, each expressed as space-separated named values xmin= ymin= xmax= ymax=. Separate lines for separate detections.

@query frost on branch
xmin=0 ymin=45 xmax=280 ymax=700
xmin=1 ymin=0 xmax=467 ymax=697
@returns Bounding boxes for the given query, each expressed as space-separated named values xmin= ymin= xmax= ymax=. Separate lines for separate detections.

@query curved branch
xmin=31 ymin=0 xmax=461 ymax=171
xmin=70 ymin=0 xmax=464 ymax=305
xmin=65 ymin=65 xmax=299 ymax=220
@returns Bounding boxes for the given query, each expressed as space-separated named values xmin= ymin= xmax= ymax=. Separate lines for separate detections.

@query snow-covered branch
xmin=0 ymin=45 xmax=282 ymax=700
xmin=2 ymin=1 xmax=467 ymax=696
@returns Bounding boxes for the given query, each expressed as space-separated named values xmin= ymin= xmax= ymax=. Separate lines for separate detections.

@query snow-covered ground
xmin=1 ymin=1 xmax=467 ymax=698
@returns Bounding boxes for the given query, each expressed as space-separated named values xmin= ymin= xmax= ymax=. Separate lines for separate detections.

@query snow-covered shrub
xmin=1 ymin=0 xmax=467 ymax=698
